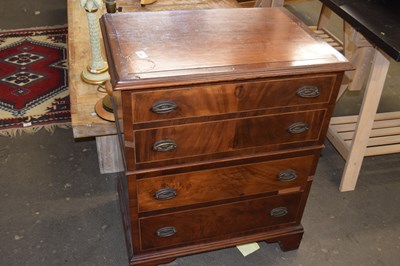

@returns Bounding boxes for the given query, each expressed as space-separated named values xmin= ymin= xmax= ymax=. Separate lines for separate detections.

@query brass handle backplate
xmin=154 ymin=188 xmax=177 ymax=200
xmin=270 ymin=207 xmax=288 ymax=218
xmin=156 ymin=226 xmax=177 ymax=238
xmin=277 ymin=170 xmax=297 ymax=182
xmin=151 ymin=100 xmax=177 ymax=114
xmin=296 ymin=85 xmax=320 ymax=98
xmin=288 ymin=122 xmax=309 ymax=134
xmin=153 ymin=140 xmax=177 ymax=152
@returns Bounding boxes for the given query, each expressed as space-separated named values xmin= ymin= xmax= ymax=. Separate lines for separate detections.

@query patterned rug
xmin=0 ymin=27 xmax=70 ymax=136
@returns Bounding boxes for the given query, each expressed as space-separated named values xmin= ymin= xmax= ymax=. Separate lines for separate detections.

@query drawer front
xmin=131 ymin=75 xmax=336 ymax=123
xmin=139 ymin=193 xmax=302 ymax=251
xmin=135 ymin=110 xmax=326 ymax=163
xmin=137 ymin=155 xmax=315 ymax=212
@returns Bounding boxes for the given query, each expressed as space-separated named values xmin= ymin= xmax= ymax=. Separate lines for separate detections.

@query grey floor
xmin=1 ymin=1 xmax=400 ymax=266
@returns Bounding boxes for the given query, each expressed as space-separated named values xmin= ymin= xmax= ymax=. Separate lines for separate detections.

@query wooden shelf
xmin=310 ymin=26 xmax=343 ymax=53
xmin=328 ymin=111 xmax=400 ymax=160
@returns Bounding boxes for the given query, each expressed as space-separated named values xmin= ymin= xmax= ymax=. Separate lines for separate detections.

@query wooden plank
xmin=365 ymin=135 xmax=400 ymax=146
xmin=366 ymin=144 xmax=400 ymax=157
xmin=345 ymin=135 xmax=400 ymax=147
xmin=374 ymin=111 xmax=400 ymax=120
xmin=331 ymin=118 xmax=400 ymax=132
xmin=96 ymin=135 xmax=124 ymax=174
xmin=327 ymin=127 xmax=350 ymax=159
xmin=337 ymin=131 xmax=353 ymax=141
xmin=339 ymin=126 xmax=400 ymax=140
xmin=330 ymin=115 xmax=358 ymax=124
xmin=331 ymin=111 xmax=400 ymax=125
xmin=330 ymin=123 xmax=355 ymax=132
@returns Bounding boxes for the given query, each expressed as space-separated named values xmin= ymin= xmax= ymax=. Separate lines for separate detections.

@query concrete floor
xmin=1 ymin=1 xmax=400 ymax=266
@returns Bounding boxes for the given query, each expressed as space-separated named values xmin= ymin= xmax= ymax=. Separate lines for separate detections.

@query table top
xmin=101 ymin=8 xmax=351 ymax=91
xmin=319 ymin=0 xmax=400 ymax=61
xmin=67 ymin=0 xmax=240 ymax=138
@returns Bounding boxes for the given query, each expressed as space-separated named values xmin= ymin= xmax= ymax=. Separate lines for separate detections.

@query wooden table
xmin=318 ymin=0 xmax=400 ymax=191
xmin=67 ymin=0 xmax=240 ymax=174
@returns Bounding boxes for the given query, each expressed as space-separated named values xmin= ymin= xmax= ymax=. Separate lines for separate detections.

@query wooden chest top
xmin=100 ymin=7 xmax=351 ymax=89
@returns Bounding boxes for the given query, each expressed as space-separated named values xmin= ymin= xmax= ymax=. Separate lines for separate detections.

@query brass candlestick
xmin=94 ymin=0 xmax=121 ymax=122
xmin=140 ymin=0 xmax=157 ymax=6
xmin=80 ymin=0 xmax=110 ymax=85
xmin=95 ymin=80 xmax=115 ymax=122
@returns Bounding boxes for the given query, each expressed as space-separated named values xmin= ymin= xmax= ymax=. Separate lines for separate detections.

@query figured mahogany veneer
xmin=100 ymin=7 xmax=351 ymax=266
xmin=131 ymin=74 xmax=337 ymax=124
xmin=135 ymin=110 xmax=326 ymax=163
xmin=136 ymin=154 xmax=316 ymax=213
xmin=139 ymin=192 xmax=302 ymax=251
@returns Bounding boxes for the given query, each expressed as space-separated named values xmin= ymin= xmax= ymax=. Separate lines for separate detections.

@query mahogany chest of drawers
xmin=100 ymin=7 xmax=351 ymax=266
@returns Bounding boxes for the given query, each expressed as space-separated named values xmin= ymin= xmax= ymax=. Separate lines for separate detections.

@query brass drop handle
xmin=296 ymin=85 xmax=320 ymax=98
xmin=277 ymin=169 xmax=297 ymax=182
xmin=156 ymin=226 xmax=177 ymax=238
xmin=288 ymin=122 xmax=309 ymax=134
xmin=270 ymin=207 xmax=288 ymax=218
xmin=154 ymin=188 xmax=177 ymax=200
xmin=153 ymin=140 xmax=177 ymax=152
xmin=151 ymin=100 xmax=177 ymax=114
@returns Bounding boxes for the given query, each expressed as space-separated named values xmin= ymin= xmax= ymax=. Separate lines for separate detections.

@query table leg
xmin=95 ymin=134 xmax=124 ymax=174
xmin=317 ymin=4 xmax=332 ymax=29
xmin=339 ymin=49 xmax=390 ymax=192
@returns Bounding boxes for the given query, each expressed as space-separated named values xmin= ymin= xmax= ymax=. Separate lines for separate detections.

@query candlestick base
xmin=95 ymin=94 xmax=115 ymax=122
xmin=81 ymin=69 xmax=110 ymax=85
xmin=141 ymin=0 xmax=157 ymax=6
